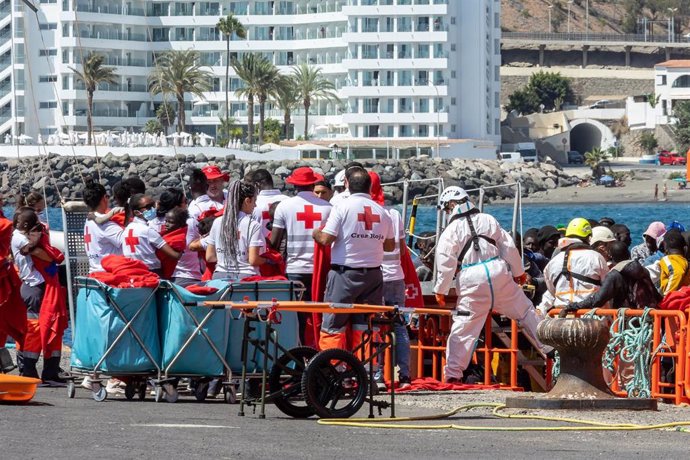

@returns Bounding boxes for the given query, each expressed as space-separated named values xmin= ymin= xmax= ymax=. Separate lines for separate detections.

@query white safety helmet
xmin=334 ymin=170 xmax=346 ymax=187
xmin=438 ymin=186 xmax=475 ymax=215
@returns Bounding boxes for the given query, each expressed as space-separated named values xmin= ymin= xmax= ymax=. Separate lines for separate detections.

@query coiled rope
xmin=551 ymin=308 xmax=656 ymax=398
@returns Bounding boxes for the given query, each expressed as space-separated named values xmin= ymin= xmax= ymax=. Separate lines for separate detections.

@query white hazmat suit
xmin=434 ymin=210 xmax=548 ymax=381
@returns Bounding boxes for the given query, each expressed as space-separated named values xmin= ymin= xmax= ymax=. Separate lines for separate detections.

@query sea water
xmin=3 ymin=202 xmax=689 ymax=247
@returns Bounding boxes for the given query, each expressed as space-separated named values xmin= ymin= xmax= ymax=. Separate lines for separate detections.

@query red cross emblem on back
xmin=125 ymin=228 xmax=140 ymax=253
xmin=262 ymin=210 xmax=270 ymax=220
xmin=296 ymin=205 xmax=322 ymax=229
xmin=84 ymin=227 xmax=92 ymax=251
xmin=358 ymin=206 xmax=380 ymax=231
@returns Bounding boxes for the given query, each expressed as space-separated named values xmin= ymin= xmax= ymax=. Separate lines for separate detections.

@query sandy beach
xmin=523 ymin=168 xmax=690 ymax=205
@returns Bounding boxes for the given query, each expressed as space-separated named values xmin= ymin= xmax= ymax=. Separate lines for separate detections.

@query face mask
xmin=142 ymin=208 xmax=157 ymax=221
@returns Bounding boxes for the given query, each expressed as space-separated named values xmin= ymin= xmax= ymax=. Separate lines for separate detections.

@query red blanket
xmin=110 ymin=211 xmax=126 ymax=227
xmin=240 ymin=275 xmax=288 ymax=282
xmin=91 ymin=255 xmax=160 ymax=288
xmin=185 ymin=285 xmax=218 ymax=295
xmin=259 ymin=246 xmax=286 ymax=278
xmin=401 ymin=244 xmax=424 ymax=309
xmin=392 ymin=377 xmax=501 ymax=393
xmin=155 ymin=226 xmax=187 ymax=280
xmin=0 ymin=217 xmax=25 ymax=345
xmin=659 ymin=286 xmax=690 ymax=311
xmin=305 ymin=239 xmax=331 ymax=350
xmin=33 ymin=234 xmax=67 ymax=354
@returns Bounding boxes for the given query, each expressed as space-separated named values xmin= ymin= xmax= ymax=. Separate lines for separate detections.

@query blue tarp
xmin=225 ymin=281 xmax=301 ymax=373
xmin=157 ymin=281 xmax=231 ymax=376
xmin=71 ymin=281 xmax=161 ymax=373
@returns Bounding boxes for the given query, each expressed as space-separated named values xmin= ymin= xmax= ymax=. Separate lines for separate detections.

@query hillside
xmin=502 ymin=0 xmax=687 ymax=36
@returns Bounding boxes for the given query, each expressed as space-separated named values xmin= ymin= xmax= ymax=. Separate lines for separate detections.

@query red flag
xmin=401 ymin=244 xmax=424 ymax=309
xmin=305 ymin=239 xmax=330 ymax=350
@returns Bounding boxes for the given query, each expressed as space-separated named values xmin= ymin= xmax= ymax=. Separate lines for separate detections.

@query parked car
xmin=588 ymin=99 xmax=611 ymax=109
xmin=658 ymin=151 xmax=686 ymax=166
xmin=499 ymin=152 xmax=523 ymax=163
xmin=567 ymin=150 xmax=584 ymax=164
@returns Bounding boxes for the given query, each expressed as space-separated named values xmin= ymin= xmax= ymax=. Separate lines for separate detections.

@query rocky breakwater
xmin=0 ymin=153 xmax=580 ymax=206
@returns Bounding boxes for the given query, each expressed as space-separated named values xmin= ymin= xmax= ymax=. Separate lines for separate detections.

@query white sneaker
xmin=106 ymin=380 xmax=125 ymax=395
xmin=81 ymin=376 xmax=94 ymax=391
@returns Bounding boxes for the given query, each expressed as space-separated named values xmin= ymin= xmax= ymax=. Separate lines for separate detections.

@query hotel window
xmin=39 ymin=101 xmax=58 ymax=109
xmin=39 ymin=49 xmax=57 ymax=56
xmin=39 ymin=75 xmax=57 ymax=83
xmin=397 ymin=17 xmax=412 ymax=32
xmin=417 ymin=44 xmax=429 ymax=59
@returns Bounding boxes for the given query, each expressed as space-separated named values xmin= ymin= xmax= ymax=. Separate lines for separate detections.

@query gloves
xmin=435 ymin=293 xmax=446 ymax=307
xmin=558 ymin=303 xmax=580 ymax=318
xmin=513 ymin=273 xmax=528 ymax=285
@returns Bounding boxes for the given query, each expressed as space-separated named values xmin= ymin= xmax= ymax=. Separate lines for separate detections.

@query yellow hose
xmin=316 ymin=403 xmax=690 ymax=432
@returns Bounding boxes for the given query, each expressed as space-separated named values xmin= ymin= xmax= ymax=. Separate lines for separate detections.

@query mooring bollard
xmin=505 ymin=317 xmax=657 ymax=410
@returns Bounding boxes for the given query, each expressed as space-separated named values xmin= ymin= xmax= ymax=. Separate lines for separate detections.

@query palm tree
xmin=273 ymin=75 xmax=300 ymax=140
xmin=292 ymin=64 xmax=339 ymax=140
xmin=216 ymin=14 xmax=246 ymax=125
xmin=254 ymin=62 xmax=281 ymax=145
xmin=69 ymin=53 xmax=118 ymax=145
xmin=584 ymin=147 xmax=610 ymax=179
xmin=233 ymin=54 xmax=278 ymax=146
xmin=148 ymin=50 xmax=213 ymax=133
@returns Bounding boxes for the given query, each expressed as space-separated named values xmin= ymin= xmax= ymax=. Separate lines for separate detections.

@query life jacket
xmin=449 ymin=210 xmax=497 ymax=267
xmin=553 ymin=243 xmax=602 ymax=287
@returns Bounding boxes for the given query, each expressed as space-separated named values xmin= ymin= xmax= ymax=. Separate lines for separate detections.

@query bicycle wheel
xmin=268 ymin=347 xmax=318 ymax=418
xmin=301 ymin=348 xmax=368 ymax=419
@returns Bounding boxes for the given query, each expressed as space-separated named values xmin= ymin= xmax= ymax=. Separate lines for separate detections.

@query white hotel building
xmin=5 ymin=0 xmax=501 ymax=153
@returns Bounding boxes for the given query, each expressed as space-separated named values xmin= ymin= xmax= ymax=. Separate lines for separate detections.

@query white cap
xmin=590 ymin=226 xmax=616 ymax=245
xmin=334 ymin=170 xmax=346 ymax=187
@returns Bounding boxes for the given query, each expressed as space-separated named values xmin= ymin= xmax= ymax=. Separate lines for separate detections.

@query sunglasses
xmin=137 ymin=203 xmax=155 ymax=211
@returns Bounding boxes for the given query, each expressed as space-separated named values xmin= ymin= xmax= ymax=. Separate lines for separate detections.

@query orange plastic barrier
xmin=551 ymin=308 xmax=689 ymax=405
xmin=411 ymin=309 xmax=521 ymax=389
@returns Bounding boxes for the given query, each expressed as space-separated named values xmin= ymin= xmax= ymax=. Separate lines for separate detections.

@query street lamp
xmin=548 ymin=4 xmax=554 ymax=33
xmin=567 ymin=0 xmax=574 ymax=34
xmin=669 ymin=7 xmax=678 ymax=43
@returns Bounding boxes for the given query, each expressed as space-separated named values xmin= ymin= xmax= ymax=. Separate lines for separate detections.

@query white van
xmin=500 ymin=152 xmax=523 ymax=163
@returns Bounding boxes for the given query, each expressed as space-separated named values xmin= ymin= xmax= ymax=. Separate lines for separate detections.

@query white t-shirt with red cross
xmin=11 ymin=230 xmax=44 ymax=287
xmin=273 ymin=191 xmax=332 ymax=274
xmin=188 ymin=192 xmax=227 ymax=221
xmin=172 ymin=224 xmax=202 ymax=281
xmin=122 ymin=217 xmax=167 ymax=270
xmin=252 ymin=189 xmax=288 ymax=237
xmin=322 ymin=193 xmax=394 ymax=268
xmin=381 ymin=208 xmax=406 ymax=282
xmin=84 ymin=213 xmax=125 ymax=273
xmin=207 ymin=211 xmax=265 ymax=278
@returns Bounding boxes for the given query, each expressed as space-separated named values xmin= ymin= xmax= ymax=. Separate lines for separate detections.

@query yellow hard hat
xmin=565 ymin=218 xmax=592 ymax=239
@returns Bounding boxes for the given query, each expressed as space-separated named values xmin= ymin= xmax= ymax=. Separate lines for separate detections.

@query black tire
xmin=124 ymin=383 xmax=136 ymax=401
xmin=301 ymin=348 xmax=368 ymax=419
xmin=137 ymin=382 xmax=147 ymax=401
xmin=194 ymin=381 xmax=209 ymax=402
xmin=66 ymin=380 xmax=76 ymax=399
xmin=268 ymin=347 xmax=318 ymax=418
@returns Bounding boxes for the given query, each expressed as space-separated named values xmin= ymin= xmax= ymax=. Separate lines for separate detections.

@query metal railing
xmin=503 ymin=31 xmax=689 ymax=44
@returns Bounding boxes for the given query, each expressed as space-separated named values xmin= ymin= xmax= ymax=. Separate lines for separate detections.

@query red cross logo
xmin=357 ymin=206 xmax=380 ymax=231
xmin=296 ymin=205 xmax=322 ymax=229
xmin=125 ymin=229 xmax=140 ymax=253
xmin=84 ymin=227 xmax=92 ymax=251
xmin=406 ymin=284 xmax=420 ymax=300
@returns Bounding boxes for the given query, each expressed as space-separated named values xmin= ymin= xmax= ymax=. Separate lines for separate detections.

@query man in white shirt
xmin=123 ymin=194 xmax=181 ymax=273
xmin=271 ymin=167 xmax=332 ymax=341
xmin=313 ymin=167 xmax=395 ymax=353
xmin=248 ymin=168 xmax=288 ymax=237
xmin=329 ymin=161 xmax=364 ymax=206
xmin=188 ymin=165 xmax=228 ymax=221
xmin=83 ymin=183 xmax=125 ymax=273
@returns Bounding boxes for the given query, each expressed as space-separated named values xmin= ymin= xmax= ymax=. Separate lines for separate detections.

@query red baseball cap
xmin=202 ymin=165 xmax=230 ymax=182
xmin=286 ymin=167 xmax=321 ymax=186
xmin=368 ymin=171 xmax=384 ymax=205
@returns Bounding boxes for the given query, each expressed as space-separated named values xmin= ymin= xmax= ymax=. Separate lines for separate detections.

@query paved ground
xmin=3 ymin=384 xmax=690 ymax=459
